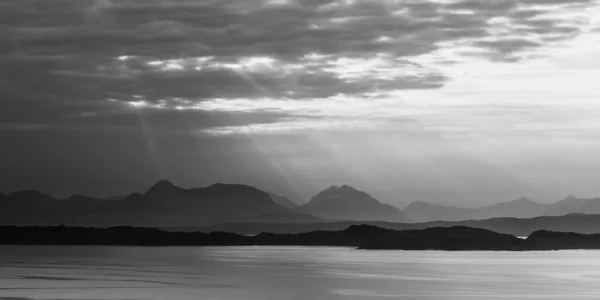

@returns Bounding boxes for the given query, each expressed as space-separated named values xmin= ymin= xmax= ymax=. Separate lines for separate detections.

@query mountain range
xmin=0 ymin=181 xmax=407 ymax=226
xmin=0 ymin=181 xmax=317 ymax=226
xmin=194 ymin=213 xmax=600 ymax=237
xmin=2 ymin=181 xmax=600 ymax=227
xmin=404 ymin=195 xmax=600 ymax=222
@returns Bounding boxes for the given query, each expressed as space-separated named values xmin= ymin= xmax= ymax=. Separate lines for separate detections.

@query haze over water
xmin=1 ymin=246 xmax=600 ymax=300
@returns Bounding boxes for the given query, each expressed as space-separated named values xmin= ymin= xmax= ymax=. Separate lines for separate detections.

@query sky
xmin=1 ymin=0 xmax=600 ymax=207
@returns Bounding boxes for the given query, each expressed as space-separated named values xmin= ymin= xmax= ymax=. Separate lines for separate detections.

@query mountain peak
xmin=304 ymin=185 xmax=408 ymax=222
xmin=312 ymin=185 xmax=367 ymax=202
xmin=564 ymin=195 xmax=578 ymax=201
xmin=145 ymin=180 xmax=181 ymax=195
xmin=322 ymin=185 xmax=340 ymax=192
xmin=339 ymin=184 xmax=357 ymax=191
xmin=153 ymin=179 xmax=176 ymax=188
xmin=319 ymin=185 xmax=359 ymax=194
xmin=515 ymin=196 xmax=534 ymax=203
xmin=407 ymin=201 xmax=432 ymax=207
xmin=207 ymin=183 xmax=262 ymax=192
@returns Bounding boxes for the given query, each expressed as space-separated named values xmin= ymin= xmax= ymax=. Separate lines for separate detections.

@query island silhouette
xmin=2 ymin=224 xmax=600 ymax=251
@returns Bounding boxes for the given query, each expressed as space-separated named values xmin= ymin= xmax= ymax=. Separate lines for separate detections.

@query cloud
xmin=0 ymin=0 xmax=597 ymax=134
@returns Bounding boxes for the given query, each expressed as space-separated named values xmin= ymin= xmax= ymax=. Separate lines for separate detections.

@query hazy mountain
xmin=545 ymin=196 xmax=600 ymax=216
xmin=405 ymin=197 xmax=551 ymax=222
xmin=0 ymin=181 xmax=319 ymax=226
xmin=477 ymin=197 xmax=543 ymax=219
xmin=578 ymin=199 xmax=600 ymax=214
xmin=405 ymin=195 xmax=600 ymax=222
xmin=192 ymin=213 xmax=600 ymax=237
xmin=301 ymin=185 xmax=409 ymax=222
xmin=2 ymin=190 xmax=55 ymax=212
xmin=6 ymin=181 xmax=600 ymax=228
xmin=268 ymin=193 xmax=299 ymax=210
xmin=403 ymin=201 xmax=475 ymax=222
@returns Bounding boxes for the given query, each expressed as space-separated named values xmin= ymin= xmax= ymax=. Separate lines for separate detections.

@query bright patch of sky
xmin=119 ymin=0 xmax=600 ymax=140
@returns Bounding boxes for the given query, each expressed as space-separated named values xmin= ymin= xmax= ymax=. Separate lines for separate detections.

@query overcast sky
xmin=1 ymin=0 xmax=599 ymax=207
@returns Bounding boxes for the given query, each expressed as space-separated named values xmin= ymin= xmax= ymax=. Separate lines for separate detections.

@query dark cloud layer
xmin=0 ymin=0 xmax=598 ymax=203
xmin=1 ymin=0 xmax=594 ymax=133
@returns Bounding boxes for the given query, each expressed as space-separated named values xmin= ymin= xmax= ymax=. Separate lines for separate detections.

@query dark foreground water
xmin=1 ymin=246 xmax=600 ymax=300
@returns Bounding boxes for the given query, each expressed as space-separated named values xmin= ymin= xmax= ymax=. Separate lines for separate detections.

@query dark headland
xmin=3 ymin=225 xmax=600 ymax=251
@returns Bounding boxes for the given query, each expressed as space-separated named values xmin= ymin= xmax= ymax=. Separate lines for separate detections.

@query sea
xmin=1 ymin=245 xmax=599 ymax=300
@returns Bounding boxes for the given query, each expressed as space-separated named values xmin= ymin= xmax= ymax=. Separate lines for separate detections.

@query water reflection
xmin=1 ymin=246 xmax=600 ymax=300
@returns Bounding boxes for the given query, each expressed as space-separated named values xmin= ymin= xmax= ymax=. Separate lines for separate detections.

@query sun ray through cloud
xmin=2 ymin=0 xmax=600 ymax=205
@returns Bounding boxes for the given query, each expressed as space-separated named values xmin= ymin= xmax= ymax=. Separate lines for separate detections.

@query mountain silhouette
xmin=300 ymin=185 xmax=409 ymax=222
xmin=269 ymin=193 xmax=299 ymax=210
xmin=404 ymin=197 xmax=549 ymax=222
xmin=194 ymin=213 xmax=600 ymax=237
xmin=4 ymin=182 xmax=600 ymax=227
xmin=3 ymin=190 xmax=55 ymax=213
xmin=477 ymin=197 xmax=542 ymax=219
xmin=544 ymin=195 xmax=600 ymax=216
xmin=145 ymin=180 xmax=185 ymax=196
xmin=406 ymin=196 xmax=546 ymax=222
xmin=405 ymin=195 xmax=600 ymax=222
xmin=0 ymin=181 xmax=319 ymax=226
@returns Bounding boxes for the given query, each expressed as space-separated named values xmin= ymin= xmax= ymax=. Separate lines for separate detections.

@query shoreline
xmin=3 ymin=224 xmax=600 ymax=251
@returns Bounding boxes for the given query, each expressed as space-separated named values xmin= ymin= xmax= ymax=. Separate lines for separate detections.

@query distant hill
xmin=404 ymin=195 xmax=600 ymax=222
xmin=300 ymin=185 xmax=410 ymax=222
xmin=545 ymin=196 xmax=600 ymax=216
xmin=190 ymin=213 xmax=600 ymax=237
xmin=404 ymin=197 xmax=544 ymax=222
xmin=0 ymin=181 xmax=319 ymax=227
xmin=477 ymin=197 xmax=543 ymax=219
xmin=403 ymin=201 xmax=474 ymax=222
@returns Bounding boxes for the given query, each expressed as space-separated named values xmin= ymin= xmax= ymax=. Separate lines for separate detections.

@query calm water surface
xmin=1 ymin=246 xmax=600 ymax=300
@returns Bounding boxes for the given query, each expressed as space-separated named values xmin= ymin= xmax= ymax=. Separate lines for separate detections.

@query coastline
xmin=3 ymin=224 xmax=600 ymax=251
